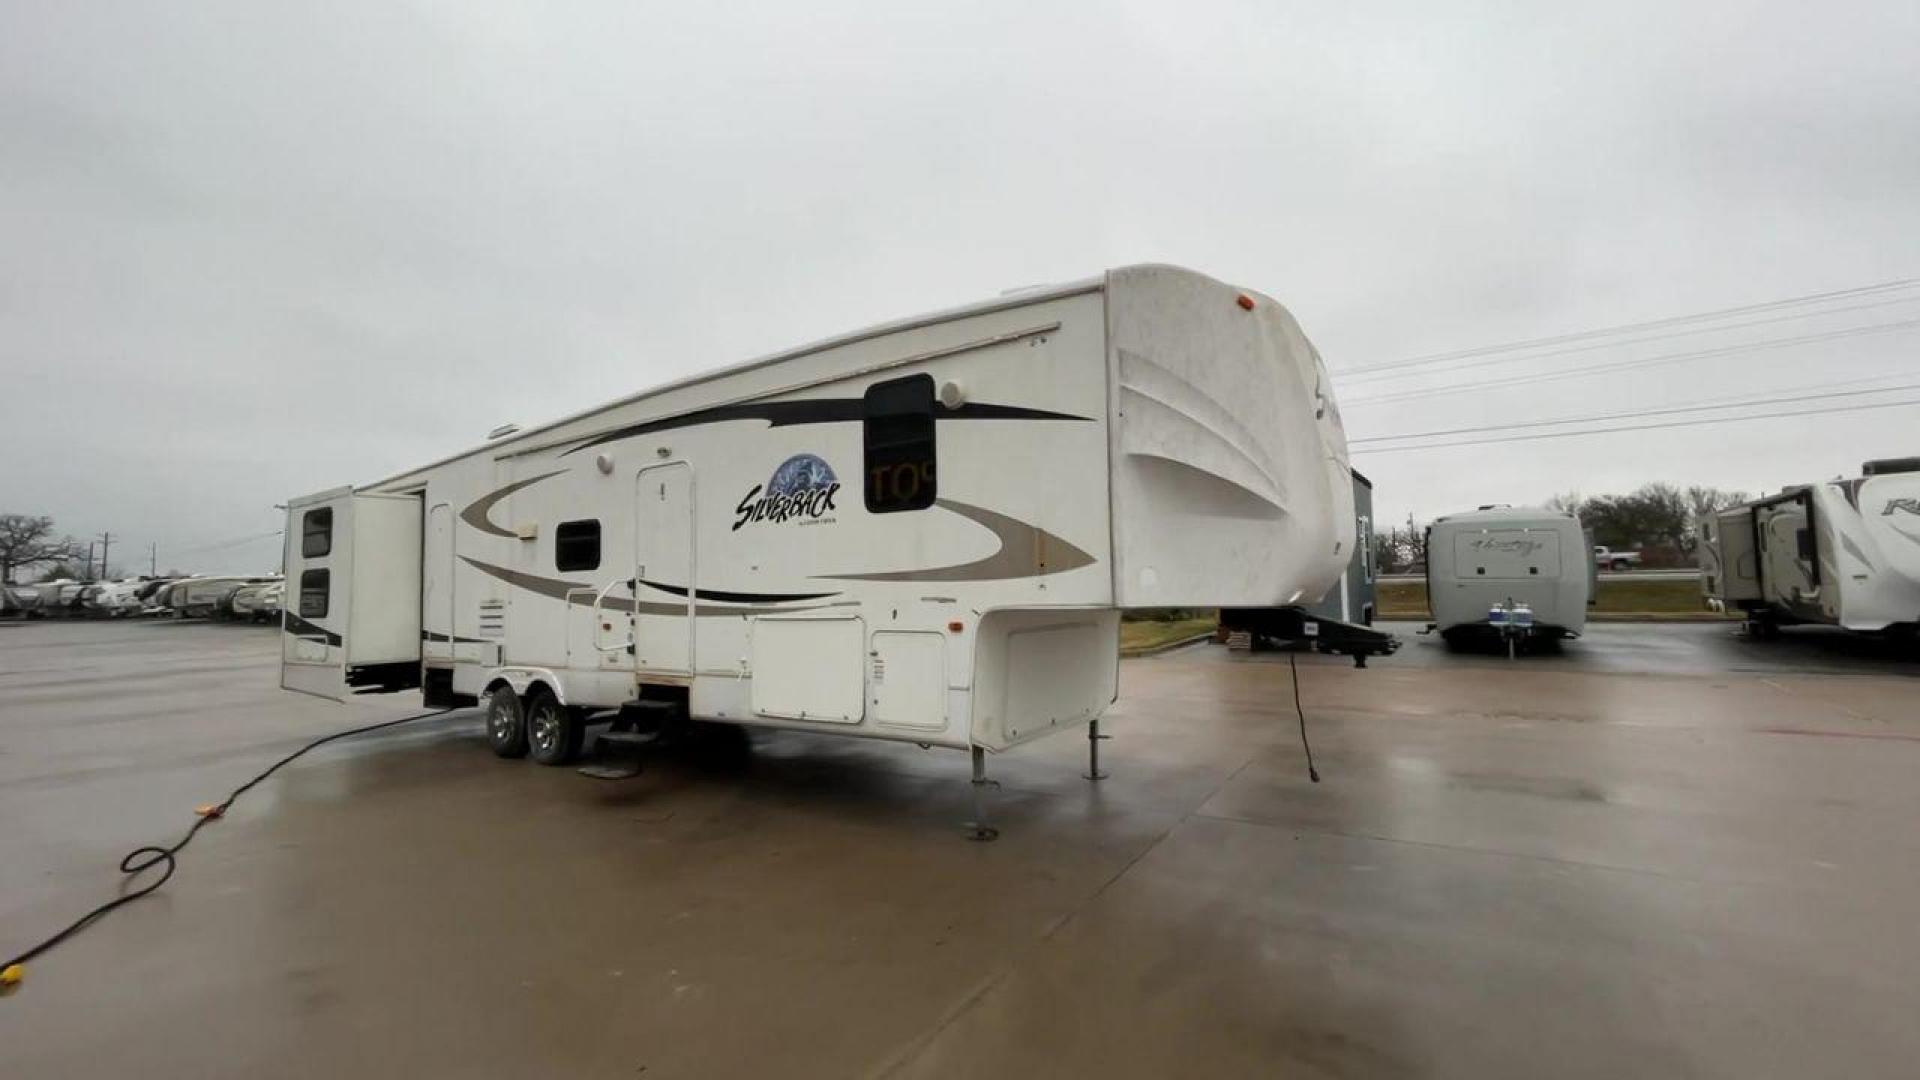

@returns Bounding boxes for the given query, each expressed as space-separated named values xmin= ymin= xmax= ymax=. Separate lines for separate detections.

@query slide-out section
xmin=282 ymin=488 xmax=424 ymax=701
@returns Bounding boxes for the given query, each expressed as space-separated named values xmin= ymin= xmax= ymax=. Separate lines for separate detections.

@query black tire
xmin=527 ymin=691 xmax=582 ymax=766
xmin=485 ymin=685 xmax=529 ymax=759
xmin=1612 ymin=560 xmax=1629 ymax=571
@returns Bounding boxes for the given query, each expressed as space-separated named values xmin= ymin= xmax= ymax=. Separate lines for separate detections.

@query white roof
xmin=1433 ymin=506 xmax=1578 ymax=527
xmin=365 ymin=272 xmax=1107 ymax=490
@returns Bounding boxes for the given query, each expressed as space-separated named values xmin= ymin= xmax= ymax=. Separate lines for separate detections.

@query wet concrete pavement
xmin=1360 ymin=617 xmax=1920 ymax=677
xmin=3 ymin=619 xmax=1917 ymax=1077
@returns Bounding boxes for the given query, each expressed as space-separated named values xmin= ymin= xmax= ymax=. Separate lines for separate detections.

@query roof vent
xmin=1862 ymin=457 xmax=1920 ymax=476
xmin=487 ymin=423 xmax=520 ymax=440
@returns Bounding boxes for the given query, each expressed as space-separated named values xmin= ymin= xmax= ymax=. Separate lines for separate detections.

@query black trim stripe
xmin=422 ymin=631 xmax=492 ymax=644
xmin=560 ymin=399 xmax=1090 ymax=457
xmin=634 ymin=577 xmax=838 ymax=604
xmin=459 ymin=557 xmax=839 ymax=617
xmin=282 ymin=612 xmax=342 ymax=647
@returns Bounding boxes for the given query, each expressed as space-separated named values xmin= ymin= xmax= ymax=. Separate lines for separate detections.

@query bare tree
xmin=1 ymin=514 xmax=79 ymax=584
xmin=1684 ymin=485 xmax=1750 ymax=519
xmin=1404 ymin=513 xmax=1428 ymax=570
xmin=1544 ymin=491 xmax=1584 ymax=516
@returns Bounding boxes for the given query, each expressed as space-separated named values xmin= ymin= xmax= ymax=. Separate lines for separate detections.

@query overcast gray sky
xmin=4 ymin=1 xmax=1916 ymax=575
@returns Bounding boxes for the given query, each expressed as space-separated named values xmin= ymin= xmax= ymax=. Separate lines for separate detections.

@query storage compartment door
xmin=870 ymin=631 xmax=947 ymax=732
xmin=751 ymin=616 xmax=865 ymax=723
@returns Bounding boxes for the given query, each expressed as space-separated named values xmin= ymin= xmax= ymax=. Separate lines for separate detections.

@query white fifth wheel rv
xmin=1699 ymin=458 xmax=1920 ymax=637
xmin=280 ymin=265 xmax=1353 ymax=812
xmin=1426 ymin=506 xmax=1592 ymax=649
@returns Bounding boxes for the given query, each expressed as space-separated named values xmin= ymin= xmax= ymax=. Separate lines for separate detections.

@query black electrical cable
xmin=1289 ymin=652 xmax=1319 ymax=783
xmin=1 ymin=707 xmax=452 ymax=988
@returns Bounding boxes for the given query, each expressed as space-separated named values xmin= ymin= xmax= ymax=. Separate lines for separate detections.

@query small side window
xmin=299 ymin=568 xmax=329 ymax=618
xmin=556 ymin=519 xmax=601 ymax=572
xmin=1358 ymin=515 xmax=1374 ymax=584
xmin=302 ymin=508 xmax=333 ymax=558
xmin=864 ymin=374 xmax=937 ymax=514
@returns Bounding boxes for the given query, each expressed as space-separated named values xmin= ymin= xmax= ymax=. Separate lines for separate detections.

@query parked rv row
xmin=1406 ymin=458 xmax=1919 ymax=654
xmin=1697 ymin=457 xmax=1920 ymax=639
xmin=0 ymin=576 xmax=284 ymax=622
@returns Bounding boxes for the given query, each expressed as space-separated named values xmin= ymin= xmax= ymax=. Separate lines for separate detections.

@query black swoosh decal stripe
xmin=814 ymin=498 xmax=1097 ymax=582
xmin=282 ymin=612 xmax=343 ymax=646
xmin=460 ymin=470 xmax=566 ymax=537
xmin=459 ymin=557 xmax=836 ymax=617
xmin=561 ymin=399 xmax=1090 ymax=457
xmin=635 ymin=578 xmax=839 ymax=604
xmin=422 ymin=631 xmax=492 ymax=644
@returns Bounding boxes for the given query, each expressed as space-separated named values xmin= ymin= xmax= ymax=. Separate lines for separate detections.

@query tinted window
xmin=302 ymin=508 xmax=333 ymax=558
xmin=299 ymin=569 xmax=329 ymax=618
xmin=556 ymin=519 xmax=601 ymax=572
xmin=864 ymin=374 xmax=936 ymax=513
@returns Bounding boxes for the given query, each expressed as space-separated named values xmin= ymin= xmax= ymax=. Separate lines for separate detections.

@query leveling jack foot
xmin=1083 ymin=719 xmax=1111 ymax=781
xmin=966 ymin=746 xmax=1001 ymax=842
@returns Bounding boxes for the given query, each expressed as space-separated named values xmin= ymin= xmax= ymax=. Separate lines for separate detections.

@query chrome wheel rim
xmin=487 ymin=695 xmax=518 ymax=745
xmin=529 ymin=704 xmax=560 ymax=754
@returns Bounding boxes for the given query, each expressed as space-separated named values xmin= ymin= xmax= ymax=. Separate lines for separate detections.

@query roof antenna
xmin=1289 ymin=652 xmax=1320 ymax=783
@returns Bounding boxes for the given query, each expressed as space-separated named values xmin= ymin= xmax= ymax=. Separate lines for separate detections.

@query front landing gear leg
xmin=1084 ymin=718 xmax=1110 ymax=781
xmin=967 ymin=746 xmax=1000 ymax=842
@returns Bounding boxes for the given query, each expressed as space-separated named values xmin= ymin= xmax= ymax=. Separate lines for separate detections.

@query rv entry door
xmin=423 ymin=503 xmax=455 ymax=665
xmin=282 ymin=487 xmax=424 ymax=701
xmin=635 ymin=463 xmax=695 ymax=678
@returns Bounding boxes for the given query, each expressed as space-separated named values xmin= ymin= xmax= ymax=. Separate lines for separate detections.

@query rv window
xmin=299 ymin=569 xmax=329 ymax=618
xmin=556 ymin=519 xmax=601 ymax=572
xmin=864 ymin=374 xmax=937 ymax=513
xmin=302 ymin=508 xmax=333 ymax=558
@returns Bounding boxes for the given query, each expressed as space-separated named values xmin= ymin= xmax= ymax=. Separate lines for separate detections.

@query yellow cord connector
xmin=1 ymin=964 xmax=23 ymax=992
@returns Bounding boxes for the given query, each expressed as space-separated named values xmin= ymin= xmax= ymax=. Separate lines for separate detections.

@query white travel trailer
xmin=1425 ymin=506 xmax=1591 ymax=648
xmin=1699 ymin=458 xmax=1920 ymax=636
xmin=168 ymin=576 xmax=259 ymax=618
xmin=280 ymin=265 xmax=1353 ymax=807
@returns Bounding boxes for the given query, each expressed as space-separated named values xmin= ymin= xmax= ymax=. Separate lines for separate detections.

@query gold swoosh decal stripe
xmin=460 ymin=471 xmax=567 ymax=538
xmin=813 ymin=499 xmax=1096 ymax=582
xmin=459 ymin=556 xmax=835 ymax=617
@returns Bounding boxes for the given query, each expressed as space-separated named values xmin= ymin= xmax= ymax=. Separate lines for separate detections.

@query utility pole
xmin=85 ymin=540 xmax=96 ymax=580
xmin=99 ymin=532 xmax=112 ymax=580
xmin=150 ymin=542 xmax=158 ymax=576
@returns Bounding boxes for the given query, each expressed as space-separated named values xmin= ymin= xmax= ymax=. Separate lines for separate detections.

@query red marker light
xmin=1236 ymin=294 xmax=1255 ymax=311
xmin=947 ymin=621 xmax=964 ymax=633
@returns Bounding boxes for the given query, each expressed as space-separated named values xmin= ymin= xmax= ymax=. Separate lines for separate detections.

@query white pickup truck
xmin=1593 ymin=546 xmax=1641 ymax=571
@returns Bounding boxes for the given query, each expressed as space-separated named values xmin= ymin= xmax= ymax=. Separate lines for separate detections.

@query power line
xmin=162 ymin=529 xmax=284 ymax=557
xmin=1334 ymin=277 xmax=1920 ymax=378
xmin=1337 ymin=293 xmax=1920 ymax=384
xmin=1349 ymin=381 xmax=1920 ymax=445
xmin=1350 ymin=397 xmax=1920 ymax=455
xmin=1342 ymin=317 xmax=1920 ymax=407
